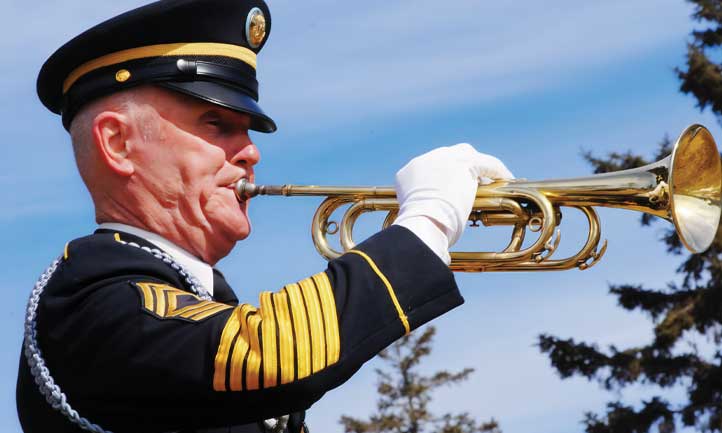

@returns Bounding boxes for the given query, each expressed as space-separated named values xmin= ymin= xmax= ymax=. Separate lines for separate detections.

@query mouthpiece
xmin=234 ymin=179 xmax=259 ymax=201
xmin=234 ymin=180 xmax=288 ymax=200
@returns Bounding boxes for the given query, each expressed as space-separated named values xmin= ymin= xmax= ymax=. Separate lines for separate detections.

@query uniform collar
xmin=97 ymin=222 xmax=214 ymax=296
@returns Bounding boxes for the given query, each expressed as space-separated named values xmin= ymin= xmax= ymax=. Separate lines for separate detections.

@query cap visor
xmin=159 ymin=81 xmax=277 ymax=133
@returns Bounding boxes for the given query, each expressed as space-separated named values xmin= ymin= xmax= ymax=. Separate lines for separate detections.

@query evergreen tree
xmin=538 ymin=1 xmax=722 ymax=431
xmin=340 ymin=326 xmax=501 ymax=433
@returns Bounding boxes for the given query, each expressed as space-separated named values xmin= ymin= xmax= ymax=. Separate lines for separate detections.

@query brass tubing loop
xmin=235 ymin=125 xmax=722 ymax=272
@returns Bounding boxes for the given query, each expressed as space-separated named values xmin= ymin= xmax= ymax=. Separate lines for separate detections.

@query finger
xmin=471 ymin=154 xmax=514 ymax=180
xmin=446 ymin=144 xmax=514 ymax=179
xmin=447 ymin=142 xmax=477 ymax=155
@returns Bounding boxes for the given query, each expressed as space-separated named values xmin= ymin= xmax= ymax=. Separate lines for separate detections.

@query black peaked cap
xmin=37 ymin=0 xmax=276 ymax=132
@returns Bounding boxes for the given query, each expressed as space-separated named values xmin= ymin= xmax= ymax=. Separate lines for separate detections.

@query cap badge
xmin=245 ymin=7 xmax=266 ymax=49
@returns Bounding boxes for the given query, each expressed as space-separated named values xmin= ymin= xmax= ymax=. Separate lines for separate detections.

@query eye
xmin=200 ymin=110 xmax=223 ymax=128
xmin=204 ymin=117 xmax=231 ymax=135
xmin=199 ymin=109 xmax=246 ymax=136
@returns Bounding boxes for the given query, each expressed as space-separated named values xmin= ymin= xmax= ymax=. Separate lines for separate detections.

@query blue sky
xmin=1 ymin=1 xmax=718 ymax=432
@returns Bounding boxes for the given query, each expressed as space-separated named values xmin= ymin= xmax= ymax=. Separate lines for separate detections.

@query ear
xmin=91 ymin=111 xmax=135 ymax=176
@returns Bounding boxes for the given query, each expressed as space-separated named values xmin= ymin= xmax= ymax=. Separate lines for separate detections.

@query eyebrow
xmin=199 ymin=109 xmax=222 ymax=120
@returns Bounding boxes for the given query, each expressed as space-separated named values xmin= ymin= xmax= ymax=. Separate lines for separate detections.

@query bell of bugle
xmin=235 ymin=124 xmax=722 ymax=272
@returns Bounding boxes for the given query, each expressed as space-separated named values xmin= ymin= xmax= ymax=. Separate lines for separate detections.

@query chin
xmin=204 ymin=218 xmax=249 ymax=264
xmin=203 ymin=196 xmax=251 ymax=258
xmin=232 ymin=224 xmax=251 ymax=241
xmin=214 ymin=211 xmax=250 ymax=241
xmin=219 ymin=206 xmax=251 ymax=240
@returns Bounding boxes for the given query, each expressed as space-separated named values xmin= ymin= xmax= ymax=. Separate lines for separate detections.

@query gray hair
xmin=68 ymin=86 xmax=158 ymax=185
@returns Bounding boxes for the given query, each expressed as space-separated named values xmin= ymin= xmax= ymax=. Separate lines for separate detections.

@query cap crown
xmin=37 ymin=0 xmax=275 ymax=131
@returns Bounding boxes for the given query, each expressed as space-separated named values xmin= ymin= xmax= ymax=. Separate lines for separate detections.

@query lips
xmin=219 ymin=168 xmax=253 ymax=205
xmin=225 ymin=178 xmax=244 ymax=189
xmin=221 ymin=171 xmax=251 ymax=188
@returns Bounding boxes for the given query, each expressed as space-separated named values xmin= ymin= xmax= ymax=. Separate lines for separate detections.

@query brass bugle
xmin=235 ymin=124 xmax=722 ymax=272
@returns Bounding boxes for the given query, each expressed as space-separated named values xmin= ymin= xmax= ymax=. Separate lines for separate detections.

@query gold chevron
xmin=134 ymin=282 xmax=232 ymax=322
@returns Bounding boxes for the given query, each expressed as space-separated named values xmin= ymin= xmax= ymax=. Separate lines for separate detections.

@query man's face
xmin=128 ymin=87 xmax=260 ymax=257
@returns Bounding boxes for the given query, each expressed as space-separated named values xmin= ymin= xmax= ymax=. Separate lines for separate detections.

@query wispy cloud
xmin=260 ymin=0 xmax=694 ymax=130
xmin=5 ymin=0 xmax=693 ymax=133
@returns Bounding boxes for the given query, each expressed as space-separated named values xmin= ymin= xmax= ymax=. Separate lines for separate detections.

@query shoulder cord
xmin=114 ymin=240 xmax=212 ymax=301
xmin=23 ymin=257 xmax=109 ymax=433
xmin=23 ymin=241 xmax=287 ymax=433
xmin=264 ymin=415 xmax=289 ymax=433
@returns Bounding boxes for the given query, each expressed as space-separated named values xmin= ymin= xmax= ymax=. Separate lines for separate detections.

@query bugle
xmin=235 ymin=124 xmax=722 ymax=272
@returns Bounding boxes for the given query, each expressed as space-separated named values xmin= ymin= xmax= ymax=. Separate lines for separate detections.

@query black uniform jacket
xmin=17 ymin=226 xmax=463 ymax=433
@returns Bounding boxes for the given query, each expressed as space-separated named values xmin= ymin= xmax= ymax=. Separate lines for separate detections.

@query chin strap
xmin=24 ymin=240 xmax=289 ymax=433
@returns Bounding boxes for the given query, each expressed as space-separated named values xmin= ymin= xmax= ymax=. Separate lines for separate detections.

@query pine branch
xmin=538 ymin=335 xmax=609 ymax=379
xmin=340 ymin=326 xmax=501 ymax=433
xmin=690 ymin=0 xmax=722 ymax=33
xmin=677 ymin=45 xmax=722 ymax=117
xmin=609 ymin=284 xmax=694 ymax=319
xmin=537 ymin=2 xmax=722 ymax=431
xmin=538 ymin=334 xmax=702 ymax=388
xmin=581 ymin=150 xmax=649 ymax=174
xmin=583 ymin=398 xmax=675 ymax=433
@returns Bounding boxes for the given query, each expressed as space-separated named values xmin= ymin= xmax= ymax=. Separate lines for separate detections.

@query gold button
xmin=115 ymin=69 xmax=131 ymax=83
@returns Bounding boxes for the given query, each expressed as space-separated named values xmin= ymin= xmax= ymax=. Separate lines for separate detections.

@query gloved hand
xmin=393 ymin=143 xmax=514 ymax=264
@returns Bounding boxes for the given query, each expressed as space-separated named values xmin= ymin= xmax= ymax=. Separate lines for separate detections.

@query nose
xmin=230 ymin=136 xmax=261 ymax=168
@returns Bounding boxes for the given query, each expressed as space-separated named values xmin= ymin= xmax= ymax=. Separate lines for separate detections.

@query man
xmin=17 ymin=0 xmax=513 ymax=432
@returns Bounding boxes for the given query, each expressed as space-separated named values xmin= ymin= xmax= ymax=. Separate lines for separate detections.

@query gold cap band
xmin=62 ymin=42 xmax=257 ymax=94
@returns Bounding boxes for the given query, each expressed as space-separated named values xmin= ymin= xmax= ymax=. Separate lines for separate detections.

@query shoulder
xmin=49 ymin=230 xmax=187 ymax=297
xmin=36 ymin=231 xmax=201 ymax=343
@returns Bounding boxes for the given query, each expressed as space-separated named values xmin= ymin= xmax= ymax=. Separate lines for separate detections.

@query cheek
xmin=189 ymin=138 xmax=226 ymax=175
xmin=140 ymin=119 xmax=230 ymax=209
xmin=172 ymin=139 xmax=227 ymax=198
xmin=132 ymin=141 xmax=184 ymax=198
xmin=203 ymin=189 xmax=249 ymax=239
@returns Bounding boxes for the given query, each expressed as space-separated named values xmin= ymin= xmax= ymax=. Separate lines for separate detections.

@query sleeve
xmin=47 ymin=226 xmax=463 ymax=432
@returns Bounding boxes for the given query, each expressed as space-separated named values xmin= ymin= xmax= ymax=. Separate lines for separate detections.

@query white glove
xmin=393 ymin=143 xmax=514 ymax=264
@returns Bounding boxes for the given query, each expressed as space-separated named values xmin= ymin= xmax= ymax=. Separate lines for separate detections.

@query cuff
xmin=393 ymin=216 xmax=451 ymax=265
xmin=349 ymin=225 xmax=463 ymax=332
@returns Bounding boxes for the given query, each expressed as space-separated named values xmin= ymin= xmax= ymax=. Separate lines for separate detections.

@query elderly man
xmin=17 ymin=0 xmax=512 ymax=432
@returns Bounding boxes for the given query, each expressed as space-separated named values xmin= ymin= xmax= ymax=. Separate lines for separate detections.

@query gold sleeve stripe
xmin=312 ymin=273 xmax=340 ymax=365
xmin=213 ymin=309 xmax=242 ymax=391
xmin=273 ymin=291 xmax=295 ymax=385
xmin=348 ymin=250 xmax=410 ymax=335
xmin=285 ymin=283 xmax=312 ymax=380
xmin=229 ymin=305 xmax=255 ymax=391
xmin=212 ymin=272 xmax=342 ymax=392
xmin=245 ymin=313 xmax=263 ymax=390
xmin=299 ymin=277 xmax=326 ymax=373
xmin=260 ymin=292 xmax=278 ymax=388
xmin=63 ymin=42 xmax=257 ymax=93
